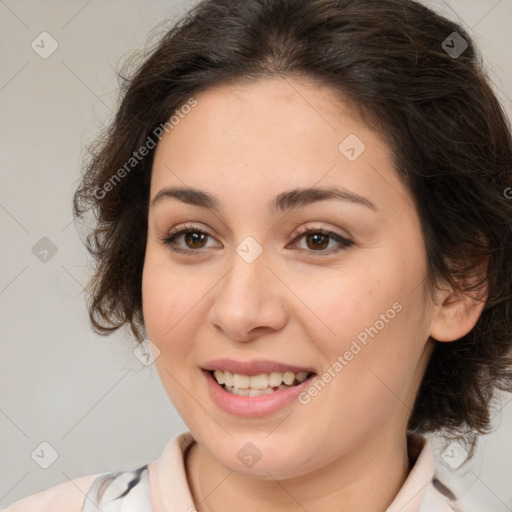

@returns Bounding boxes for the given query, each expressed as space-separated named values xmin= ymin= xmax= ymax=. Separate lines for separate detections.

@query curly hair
xmin=73 ymin=0 xmax=512 ymax=452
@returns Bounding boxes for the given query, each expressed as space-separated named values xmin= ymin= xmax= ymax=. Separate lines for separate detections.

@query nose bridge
xmin=220 ymin=237 xmax=270 ymax=309
xmin=209 ymin=236 xmax=287 ymax=340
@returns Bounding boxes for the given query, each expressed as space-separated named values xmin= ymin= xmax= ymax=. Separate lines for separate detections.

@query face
xmin=142 ymin=76 xmax=436 ymax=479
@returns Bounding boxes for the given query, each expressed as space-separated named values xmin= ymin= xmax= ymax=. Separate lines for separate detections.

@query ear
xmin=429 ymin=259 xmax=489 ymax=343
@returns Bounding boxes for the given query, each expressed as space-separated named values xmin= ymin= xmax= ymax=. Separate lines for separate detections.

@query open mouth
xmin=208 ymin=369 xmax=315 ymax=397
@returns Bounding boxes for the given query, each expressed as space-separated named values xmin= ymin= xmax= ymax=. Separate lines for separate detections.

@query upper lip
xmin=201 ymin=359 xmax=316 ymax=376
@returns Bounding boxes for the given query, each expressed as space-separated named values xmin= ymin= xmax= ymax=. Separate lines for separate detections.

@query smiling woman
xmin=6 ymin=0 xmax=512 ymax=511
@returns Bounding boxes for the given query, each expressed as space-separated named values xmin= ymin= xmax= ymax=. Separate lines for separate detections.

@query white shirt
xmin=3 ymin=431 xmax=457 ymax=511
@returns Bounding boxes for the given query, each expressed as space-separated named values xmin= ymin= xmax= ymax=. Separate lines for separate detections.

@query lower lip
xmin=202 ymin=370 xmax=316 ymax=417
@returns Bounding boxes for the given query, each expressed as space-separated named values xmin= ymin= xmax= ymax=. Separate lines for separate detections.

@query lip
xmin=201 ymin=358 xmax=316 ymax=376
xmin=202 ymin=369 xmax=317 ymax=417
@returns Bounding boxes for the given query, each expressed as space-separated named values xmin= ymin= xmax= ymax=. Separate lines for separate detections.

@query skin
xmin=142 ymin=76 xmax=485 ymax=512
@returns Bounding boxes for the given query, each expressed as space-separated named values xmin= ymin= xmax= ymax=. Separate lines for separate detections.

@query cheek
xmin=141 ymin=265 xmax=173 ymax=342
xmin=142 ymin=244 xmax=195 ymax=336
xmin=141 ymin=248 xmax=216 ymax=369
xmin=297 ymin=249 xmax=427 ymax=382
xmin=141 ymin=254 xmax=203 ymax=415
xmin=290 ymin=261 xmax=402 ymax=353
xmin=141 ymin=249 xmax=188 ymax=356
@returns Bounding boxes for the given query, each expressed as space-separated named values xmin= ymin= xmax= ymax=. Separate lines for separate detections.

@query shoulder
xmin=419 ymin=477 xmax=459 ymax=511
xmin=2 ymin=474 xmax=100 ymax=512
xmin=2 ymin=432 xmax=193 ymax=512
xmin=3 ymin=464 xmax=152 ymax=512
xmin=81 ymin=464 xmax=152 ymax=511
xmin=396 ymin=433 xmax=459 ymax=512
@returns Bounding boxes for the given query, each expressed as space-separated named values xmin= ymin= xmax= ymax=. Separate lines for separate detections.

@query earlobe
xmin=429 ymin=281 xmax=488 ymax=343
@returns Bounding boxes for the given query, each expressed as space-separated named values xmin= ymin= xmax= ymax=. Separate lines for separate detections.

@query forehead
xmin=154 ymin=76 xmax=367 ymax=164
xmin=150 ymin=76 xmax=410 ymax=215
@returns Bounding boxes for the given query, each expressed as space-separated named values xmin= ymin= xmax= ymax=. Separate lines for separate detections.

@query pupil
xmin=307 ymin=233 xmax=328 ymax=250
xmin=186 ymin=232 xmax=206 ymax=248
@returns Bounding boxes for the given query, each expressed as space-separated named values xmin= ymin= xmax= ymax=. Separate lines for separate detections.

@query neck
xmin=186 ymin=426 xmax=411 ymax=512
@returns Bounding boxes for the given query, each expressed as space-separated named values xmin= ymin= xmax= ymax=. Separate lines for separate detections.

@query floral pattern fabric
xmin=81 ymin=464 xmax=152 ymax=512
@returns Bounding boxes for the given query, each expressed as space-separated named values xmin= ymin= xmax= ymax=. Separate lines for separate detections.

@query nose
xmin=208 ymin=245 xmax=288 ymax=342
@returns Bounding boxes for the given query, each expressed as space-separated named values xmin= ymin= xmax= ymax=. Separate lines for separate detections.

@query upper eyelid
xmin=293 ymin=224 xmax=351 ymax=239
xmin=165 ymin=223 xmax=349 ymax=240
xmin=163 ymin=224 xmax=353 ymax=250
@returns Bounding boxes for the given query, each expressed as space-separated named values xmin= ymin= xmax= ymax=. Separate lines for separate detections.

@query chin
xmin=202 ymin=436 xmax=311 ymax=480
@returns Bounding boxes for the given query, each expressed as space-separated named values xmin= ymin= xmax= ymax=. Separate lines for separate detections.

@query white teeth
xmin=213 ymin=370 xmax=224 ymax=385
xmin=296 ymin=371 xmax=309 ymax=382
xmin=250 ymin=374 xmax=269 ymax=389
xmin=233 ymin=373 xmax=250 ymax=389
xmin=211 ymin=369 xmax=311 ymax=389
xmin=225 ymin=385 xmax=290 ymax=396
xmin=269 ymin=371 xmax=283 ymax=387
xmin=231 ymin=387 xmax=249 ymax=396
xmin=223 ymin=371 xmax=233 ymax=387
xmin=283 ymin=372 xmax=295 ymax=385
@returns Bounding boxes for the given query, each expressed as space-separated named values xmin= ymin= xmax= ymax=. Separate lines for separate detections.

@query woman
xmin=6 ymin=0 xmax=512 ymax=510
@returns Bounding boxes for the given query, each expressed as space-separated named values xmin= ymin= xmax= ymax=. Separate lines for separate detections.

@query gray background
xmin=0 ymin=0 xmax=511 ymax=509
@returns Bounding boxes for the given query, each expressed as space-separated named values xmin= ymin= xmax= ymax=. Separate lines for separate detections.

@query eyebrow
xmin=151 ymin=186 xmax=377 ymax=212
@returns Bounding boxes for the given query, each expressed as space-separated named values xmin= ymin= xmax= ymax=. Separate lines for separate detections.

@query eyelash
xmin=159 ymin=223 xmax=354 ymax=256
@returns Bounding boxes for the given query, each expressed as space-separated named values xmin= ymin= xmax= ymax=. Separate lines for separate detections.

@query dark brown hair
xmin=74 ymin=0 xmax=512 ymax=450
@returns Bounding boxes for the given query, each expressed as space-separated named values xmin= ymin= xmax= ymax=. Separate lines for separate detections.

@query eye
xmin=159 ymin=224 xmax=354 ymax=255
xmin=290 ymin=227 xmax=354 ymax=254
xmin=159 ymin=223 xmax=218 ymax=253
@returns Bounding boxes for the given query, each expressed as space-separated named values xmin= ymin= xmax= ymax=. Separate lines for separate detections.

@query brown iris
xmin=185 ymin=231 xmax=207 ymax=249
xmin=305 ymin=232 xmax=329 ymax=250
